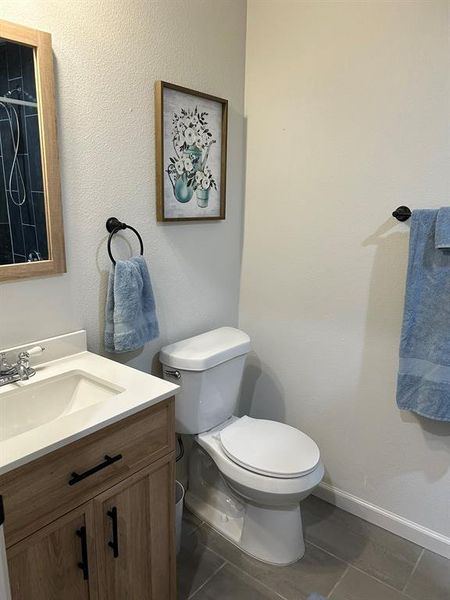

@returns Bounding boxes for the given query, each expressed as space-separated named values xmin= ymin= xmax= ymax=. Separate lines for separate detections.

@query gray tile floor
xmin=177 ymin=496 xmax=450 ymax=600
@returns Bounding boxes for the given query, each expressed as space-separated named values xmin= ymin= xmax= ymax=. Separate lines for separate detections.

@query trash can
xmin=175 ymin=481 xmax=185 ymax=555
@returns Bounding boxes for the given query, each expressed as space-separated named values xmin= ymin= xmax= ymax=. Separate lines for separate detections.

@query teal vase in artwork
xmin=196 ymin=188 xmax=210 ymax=208
xmin=184 ymin=145 xmax=202 ymax=170
xmin=174 ymin=175 xmax=193 ymax=203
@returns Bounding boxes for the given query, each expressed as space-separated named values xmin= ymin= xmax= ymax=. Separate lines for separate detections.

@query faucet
xmin=0 ymin=346 xmax=45 ymax=387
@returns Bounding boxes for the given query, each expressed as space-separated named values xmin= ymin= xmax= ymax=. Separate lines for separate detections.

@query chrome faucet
xmin=0 ymin=346 xmax=45 ymax=387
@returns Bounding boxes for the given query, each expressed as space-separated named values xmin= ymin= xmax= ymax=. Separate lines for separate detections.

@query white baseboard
xmin=314 ymin=482 xmax=450 ymax=559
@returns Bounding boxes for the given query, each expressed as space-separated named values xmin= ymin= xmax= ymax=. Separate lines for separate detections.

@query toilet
xmin=160 ymin=327 xmax=324 ymax=565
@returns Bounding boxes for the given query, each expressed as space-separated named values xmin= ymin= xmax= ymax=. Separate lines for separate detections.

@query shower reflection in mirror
xmin=0 ymin=39 xmax=47 ymax=266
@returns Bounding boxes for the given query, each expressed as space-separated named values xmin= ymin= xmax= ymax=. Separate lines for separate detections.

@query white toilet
xmin=160 ymin=327 xmax=324 ymax=565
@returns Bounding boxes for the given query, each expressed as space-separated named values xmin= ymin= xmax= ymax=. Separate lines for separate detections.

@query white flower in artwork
xmin=192 ymin=115 xmax=198 ymax=125
xmin=184 ymin=128 xmax=196 ymax=146
xmin=195 ymin=171 xmax=203 ymax=185
xmin=201 ymin=177 xmax=211 ymax=190
xmin=194 ymin=133 xmax=203 ymax=148
xmin=175 ymin=160 xmax=184 ymax=175
xmin=184 ymin=157 xmax=193 ymax=172
xmin=202 ymin=132 xmax=209 ymax=146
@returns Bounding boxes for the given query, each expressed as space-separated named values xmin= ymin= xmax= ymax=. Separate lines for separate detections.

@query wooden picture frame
xmin=0 ymin=20 xmax=65 ymax=281
xmin=155 ymin=81 xmax=228 ymax=222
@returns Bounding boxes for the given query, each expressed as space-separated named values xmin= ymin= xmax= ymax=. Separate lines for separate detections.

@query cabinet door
xmin=94 ymin=455 xmax=176 ymax=600
xmin=7 ymin=502 xmax=98 ymax=600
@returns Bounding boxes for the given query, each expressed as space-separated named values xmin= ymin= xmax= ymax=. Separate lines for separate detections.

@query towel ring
xmin=106 ymin=217 xmax=144 ymax=266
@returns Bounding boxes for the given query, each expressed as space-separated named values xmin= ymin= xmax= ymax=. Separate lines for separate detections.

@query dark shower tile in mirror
xmin=1 ymin=102 xmax=29 ymax=155
xmin=21 ymin=45 xmax=37 ymax=101
xmin=0 ymin=119 xmax=13 ymax=166
xmin=16 ymin=102 xmax=28 ymax=154
xmin=18 ymin=177 xmax=36 ymax=227
xmin=0 ymin=44 xmax=7 ymax=97
xmin=0 ymin=184 xmax=8 ymax=223
xmin=0 ymin=105 xmax=9 ymax=122
xmin=25 ymin=114 xmax=43 ymax=192
xmin=7 ymin=198 xmax=25 ymax=256
xmin=32 ymin=192 xmax=48 ymax=259
xmin=0 ymin=223 xmax=13 ymax=265
xmin=23 ymin=224 xmax=38 ymax=260
xmin=5 ymin=42 xmax=21 ymax=79
xmin=13 ymin=253 xmax=26 ymax=263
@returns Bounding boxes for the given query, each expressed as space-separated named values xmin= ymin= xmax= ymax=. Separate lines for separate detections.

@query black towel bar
xmin=106 ymin=217 xmax=144 ymax=265
xmin=392 ymin=206 xmax=412 ymax=222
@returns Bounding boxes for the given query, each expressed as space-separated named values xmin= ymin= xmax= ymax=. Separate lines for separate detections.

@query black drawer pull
xmin=76 ymin=526 xmax=89 ymax=580
xmin=69 ymin=454 xmax=123 ymax=486
xmin=107 ymin=506 xmax=119 ymax=558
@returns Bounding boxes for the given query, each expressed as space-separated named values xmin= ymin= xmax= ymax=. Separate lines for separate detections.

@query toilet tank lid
xmin=160 ymin=327 xmax=251 ymax=371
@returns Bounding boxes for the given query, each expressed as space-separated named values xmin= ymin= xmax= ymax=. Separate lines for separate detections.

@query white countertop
xmin=0 ymin=333 xmax=179 ymax=477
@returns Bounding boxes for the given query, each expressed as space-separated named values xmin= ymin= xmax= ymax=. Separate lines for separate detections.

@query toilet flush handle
xmin=164 ymin=369 xmax=181 ymax=380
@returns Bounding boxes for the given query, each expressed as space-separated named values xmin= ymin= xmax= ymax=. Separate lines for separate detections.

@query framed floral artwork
xmin=155 ymin=81 xmax=228 ymax=221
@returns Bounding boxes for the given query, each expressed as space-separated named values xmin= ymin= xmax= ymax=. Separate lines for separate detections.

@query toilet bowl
xmin=186 ymin=416 xmax=324 ymax=564
xmin=160 ymin=327 xmax=323 ymax=565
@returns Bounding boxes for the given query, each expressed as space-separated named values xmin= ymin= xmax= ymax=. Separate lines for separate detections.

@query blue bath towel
xmin=397 ymin=209 xmax=450 ymax=421
xmin=104 ymin=256 xmax=159 ymax=353
xmin=435 ymin=207 xmax=450 ymax=249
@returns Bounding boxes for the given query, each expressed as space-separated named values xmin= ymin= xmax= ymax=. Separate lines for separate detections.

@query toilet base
xmin=186 ymin=490 xmax=305 ymax=565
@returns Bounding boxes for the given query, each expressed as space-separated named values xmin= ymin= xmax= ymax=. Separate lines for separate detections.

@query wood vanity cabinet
xmin=0 ymin=398 xmax=176 ymax=600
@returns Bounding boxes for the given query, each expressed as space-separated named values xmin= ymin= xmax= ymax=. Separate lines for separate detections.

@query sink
xmin=0 ymin=330 xmax=179 ymax=478
xmin=0 ymin=370 xmax=124 ymax=442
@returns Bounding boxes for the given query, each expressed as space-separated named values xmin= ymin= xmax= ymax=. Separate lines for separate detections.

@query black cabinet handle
xmin=68 ymin=454 xmax=123 ymax=486
xmin=107 ymin=506 xmax=119 ymax=558
xmin=76 ymin=526 xmax=89 ymax=580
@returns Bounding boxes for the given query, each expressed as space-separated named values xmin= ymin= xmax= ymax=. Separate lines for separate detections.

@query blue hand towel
xmin=435 ymin=207 xmax=450 ymax=249
xmin=307 ymin=595 xmax=326 ymax=600
xmin=397 ymin=209 xmax=450 ymax=421
xmin=104 ymin=256 xmax=159 ymax=353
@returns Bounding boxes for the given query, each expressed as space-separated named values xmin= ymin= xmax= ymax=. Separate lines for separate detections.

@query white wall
xmin=0 ymin=0 xmax=247 ymax=373
xmin=241 ymin=0 xmax=450 ymax=552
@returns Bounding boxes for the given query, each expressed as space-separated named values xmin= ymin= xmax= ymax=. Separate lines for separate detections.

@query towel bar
xmin=392 ymin=206 xmax=411 ymax=222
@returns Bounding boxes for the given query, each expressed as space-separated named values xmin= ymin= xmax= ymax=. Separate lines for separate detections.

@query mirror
xmin=0 ymin=20 xmax=65 ymax=281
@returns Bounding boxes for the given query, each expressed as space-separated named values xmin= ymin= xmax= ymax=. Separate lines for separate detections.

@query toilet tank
xmin=160 ymin=327 xmax=251 ymax=434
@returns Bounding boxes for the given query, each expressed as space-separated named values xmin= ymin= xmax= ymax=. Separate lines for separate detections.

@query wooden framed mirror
xmin=0 ymin=20 xmax=65 ymax=281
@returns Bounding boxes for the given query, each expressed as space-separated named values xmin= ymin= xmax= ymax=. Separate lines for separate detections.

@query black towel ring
xmin=106 ymin=217 xmax=144 ymax=265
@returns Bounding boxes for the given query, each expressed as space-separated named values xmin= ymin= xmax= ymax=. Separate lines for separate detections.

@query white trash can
xmin=175 ymin=481 xmax=185 ymax=555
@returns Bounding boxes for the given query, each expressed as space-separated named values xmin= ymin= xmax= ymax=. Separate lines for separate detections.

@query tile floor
xmin=177 ymin=495 xmax=450 ymax=600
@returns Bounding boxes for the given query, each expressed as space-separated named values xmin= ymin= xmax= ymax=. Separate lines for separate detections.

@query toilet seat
xmin=219 ymin=416 xmax=320 ymax=479
xmin=196 ymin=418 xmax=324 ymax=501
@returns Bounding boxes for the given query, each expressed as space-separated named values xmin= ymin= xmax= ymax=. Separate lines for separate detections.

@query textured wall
xmin=241 ymin=0 xmax=450 ymax=543
xmin=0 ymin=0 xmax=247 ymax=372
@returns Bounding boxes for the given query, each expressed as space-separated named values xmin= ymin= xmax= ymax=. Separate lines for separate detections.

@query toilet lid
xmin=219 ymin=416 xmax=320 ymax=478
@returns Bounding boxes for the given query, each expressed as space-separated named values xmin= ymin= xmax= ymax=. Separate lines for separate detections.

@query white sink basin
xmin=0 ymin=370 xmax=124 ymax=442
xmin=0 ymin=330 xmax=179 ymax=479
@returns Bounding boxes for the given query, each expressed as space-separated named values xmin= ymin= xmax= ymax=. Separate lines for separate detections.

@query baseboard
xmin=314 ymin=482 xmax=450 ymax=559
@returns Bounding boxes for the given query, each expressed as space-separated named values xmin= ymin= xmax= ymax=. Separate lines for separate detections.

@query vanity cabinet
xmin=94 ymin=460 xmax=173 ymax=600
xmin=0 ymin=398 xmax=176 ymax=600
xmin=7 ymin=503 xmax=96 ymax=600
